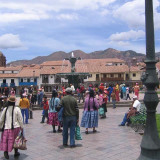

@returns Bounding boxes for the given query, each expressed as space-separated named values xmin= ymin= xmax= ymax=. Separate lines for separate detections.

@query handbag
xmin=99 ymin=107 xmax=104 ymax=115
xmin=75 ymin=125 xmax=82 ymax=140
xmin=14 ymin=131 xmax=27 ymax=150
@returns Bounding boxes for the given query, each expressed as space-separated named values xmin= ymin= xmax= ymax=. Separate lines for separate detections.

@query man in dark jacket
xmin=60 ymin=87 xmax=79 ymax=148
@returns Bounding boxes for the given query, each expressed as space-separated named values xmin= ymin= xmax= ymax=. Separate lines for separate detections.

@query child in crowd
xmin=111 ymin=90 xmax=116 ymax=109
xmin=40 ymin=96 xmax=49 ymax=123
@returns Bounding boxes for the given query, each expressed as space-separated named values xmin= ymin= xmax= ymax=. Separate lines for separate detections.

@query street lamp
xmin=138 ymin=0 xmax=160 ymax=159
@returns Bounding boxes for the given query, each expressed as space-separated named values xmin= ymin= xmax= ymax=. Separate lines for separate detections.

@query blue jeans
xmin=21 ymin=108 xmax=29 ymax=124
xmin=63 ymin=116 xmax=77 ymax=146
xmin=121 ymin=113 xmax=129 ymax=125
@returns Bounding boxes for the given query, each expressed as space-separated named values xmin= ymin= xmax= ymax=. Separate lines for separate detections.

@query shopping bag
xmin=14 ymin=131 xmax=27 ymax=150
xmin=75 ymin=125 xmax=82 ymax=140
xmin=99 ymin=107 xmax=104 ymax=115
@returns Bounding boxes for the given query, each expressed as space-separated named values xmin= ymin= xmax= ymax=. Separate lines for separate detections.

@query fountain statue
xmin=57 ymin=52 xmax=90 ymax=88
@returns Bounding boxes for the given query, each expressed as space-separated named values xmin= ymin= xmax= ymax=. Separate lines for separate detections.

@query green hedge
xmin=156 ymin=114 xmax=160 ymax=138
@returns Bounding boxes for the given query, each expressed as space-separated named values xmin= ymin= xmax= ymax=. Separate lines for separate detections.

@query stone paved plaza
xmin=0 ymin=93 xmax=160 ymax=160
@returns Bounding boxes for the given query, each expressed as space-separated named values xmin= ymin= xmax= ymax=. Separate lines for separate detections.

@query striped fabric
xmin=81 ymin=111 xmax=98 ymax=128
xmin=0 ymin=127 xmax=21 ymax=152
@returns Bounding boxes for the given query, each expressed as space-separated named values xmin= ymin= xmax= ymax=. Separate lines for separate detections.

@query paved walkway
xmin=0 ymin=92 xmax=160 ymax=160
xmin=0 ymin=107 xmax=143 ymax=160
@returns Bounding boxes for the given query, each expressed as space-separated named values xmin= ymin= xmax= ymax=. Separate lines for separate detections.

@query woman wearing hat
xmin=0 ymin=96 xmax=23 ymax=159
xmin=81 ymin=90 xmax=99 ymax=134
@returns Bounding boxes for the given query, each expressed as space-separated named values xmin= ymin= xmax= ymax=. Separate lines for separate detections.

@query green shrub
xmin=156 ymin=114 xmax=160 ymax=138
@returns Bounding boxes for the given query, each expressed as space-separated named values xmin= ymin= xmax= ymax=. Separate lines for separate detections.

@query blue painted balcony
xmin=10 ymin=83 xmax=15 ymax=87
xmin=19 ymin=82 xmax=37 ymax=86
xmin=1 ymin=83 xmax=8 ymax=87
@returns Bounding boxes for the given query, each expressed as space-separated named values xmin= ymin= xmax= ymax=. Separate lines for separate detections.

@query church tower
xmin=0 ymin=51 xmax=6 ymax=67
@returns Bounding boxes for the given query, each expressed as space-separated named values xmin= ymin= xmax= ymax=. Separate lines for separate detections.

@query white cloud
xmin=0 ymin=34 xmax=23 ymax=49
xmin=109 ymin=30 xmax=145 ymax=41
xmin=56 ymin=14 xmax=78 ymax=20
xmin=113 ymin=0 xmax=160 ymax=29
xmin=0 ymin=0 xmax=116 ymax=22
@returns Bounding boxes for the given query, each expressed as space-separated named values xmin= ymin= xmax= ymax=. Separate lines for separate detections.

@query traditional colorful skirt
xmin=0 ymin=127 xmax=21 ymax=152
xmin=48 ymin=112 xmax=61 ymax=126
xmin=81 ymin=110 xmax=98 ymax=128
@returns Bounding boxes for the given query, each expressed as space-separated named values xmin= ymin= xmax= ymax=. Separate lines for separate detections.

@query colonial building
xmin=0 ymin=58 xmax=143 ymax=93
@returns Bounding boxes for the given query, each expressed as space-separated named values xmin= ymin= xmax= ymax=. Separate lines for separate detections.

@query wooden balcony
xmin=101 ymin=77 xmax=124 ymax=82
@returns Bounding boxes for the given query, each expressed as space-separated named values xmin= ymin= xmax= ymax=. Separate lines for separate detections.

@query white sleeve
xmin=17 ymin=107 xmax=24 ymax=128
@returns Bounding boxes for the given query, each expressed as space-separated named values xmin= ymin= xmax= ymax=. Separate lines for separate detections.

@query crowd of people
xmin=0 ymin=82 xmax=141 ymax=159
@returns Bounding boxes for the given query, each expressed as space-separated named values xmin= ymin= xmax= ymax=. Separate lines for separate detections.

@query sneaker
xmin=118 ymin=124 xmax=125 ymax=126
xmin=40 ymin=121 xmax=44 ymax=123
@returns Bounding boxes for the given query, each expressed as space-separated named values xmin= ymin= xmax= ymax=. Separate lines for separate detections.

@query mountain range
xmin=7 ymin=48 xmax=160 ymax=66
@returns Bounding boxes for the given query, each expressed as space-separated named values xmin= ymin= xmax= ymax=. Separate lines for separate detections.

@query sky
xmin=0 ymin=0 xmax=160 ymax=63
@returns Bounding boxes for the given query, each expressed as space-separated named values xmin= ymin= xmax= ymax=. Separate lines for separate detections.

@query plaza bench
xmin=130 ymin=104 xmax=147 ymax=133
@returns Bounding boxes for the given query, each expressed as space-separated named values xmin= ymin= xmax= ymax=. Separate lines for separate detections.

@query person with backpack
xmin=48 ymin=90 xmax=62 ymax=133
xmin=81 ymin=89 xmax=99 ymax=134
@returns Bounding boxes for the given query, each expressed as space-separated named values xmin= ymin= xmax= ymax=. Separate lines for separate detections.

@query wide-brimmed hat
xmin=8 ymin=96 xmax=16 ymax=102
xmin=66 ymin=87 xmax=72 ymax=93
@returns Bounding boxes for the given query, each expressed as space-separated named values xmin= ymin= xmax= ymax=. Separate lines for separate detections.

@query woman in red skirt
xmin=48 ymin=90 xmax=62 ymax=133
xmin=0 ymin=96 xmax=23 ymax=159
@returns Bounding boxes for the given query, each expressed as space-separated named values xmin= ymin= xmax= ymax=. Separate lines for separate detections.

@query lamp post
xmin=138 ymin=0 xmax=160 ymax=159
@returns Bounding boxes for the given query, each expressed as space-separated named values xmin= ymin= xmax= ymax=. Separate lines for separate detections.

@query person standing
xmin=126 ymin=85 xmax=131 ymax=100
xmin=107 ymin=84 xmax=113 ymax=102
xmin=111 ymin=90 xmax=116 ymax=109
xmin=19 ymin=94 xmax=30 ymax=124
xmin=79 ymin=84 xmax=85 ymax=103
xmin=122 ymin=84 xmax=126 ymax=100
xmin=10 ymin=88 xmax=15 ymax=97
xmin=115 ymin=83 xmax=120 ymax=101
xmin=0 ymin=96 xmax=23 ymax=159
xmin=40 ymin=96 xmax=49 ymax=123
xmin=48 ymin=90 xmax=62 ymax=132
xmin=60 ymin=88 xmax=79 ymax=148
xmin=134 ymin=83 xmax=140 ymax=99
xmin=81 ymin=90 xmax=99 ymax=134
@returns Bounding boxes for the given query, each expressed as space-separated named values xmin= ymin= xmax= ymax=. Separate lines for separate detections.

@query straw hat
xmin=8 ymin=96 xmax=16 ymax=102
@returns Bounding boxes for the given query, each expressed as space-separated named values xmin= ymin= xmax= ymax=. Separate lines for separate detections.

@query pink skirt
xmin=48 ymin=112 xmax=61 ymax=126
xmin=0 ymin=127 xmax=21 ymax=152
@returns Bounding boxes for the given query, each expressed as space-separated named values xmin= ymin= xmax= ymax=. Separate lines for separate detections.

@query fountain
xmin=57 ymin=52 xmax=90 ymax=88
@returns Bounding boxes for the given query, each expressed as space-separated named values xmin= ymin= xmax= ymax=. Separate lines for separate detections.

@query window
xmin=27 ymin=78 xmax=30 ymax=82
xmin=120 ymin=63 xmax=122 ymax=65
xmin=12 ymin=71 xmax=14 ymax=73
xmin=34 ymin=78 xmax=37 ymax=82
xmin=104 ymin=74 xmax=106 ymax=78
xmin=2 ymin=71 xmax=4 ymax=74
xmin=118 ymin=74 xmax=121 ymax=78
xmin=11 ymin=79 xmax=14 ymax=83
xmin=110 ymin=74 xmax=114 ymax=78
xmin=20 ymin=78 xmax=23 ymax=82
xmin=133 ymin=73 xmax=136 ymax=77
xmin=42 ymin=75 xmax=49 ymax=83
xmin=3 ymin=79 xmax=6 ymax=83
